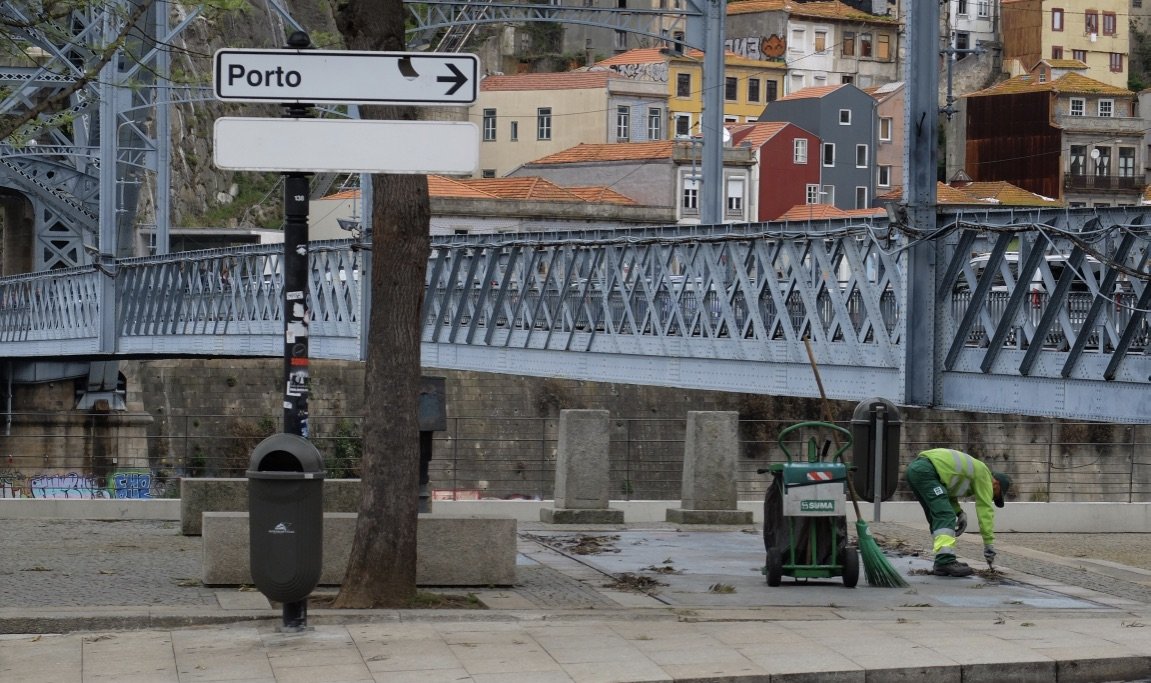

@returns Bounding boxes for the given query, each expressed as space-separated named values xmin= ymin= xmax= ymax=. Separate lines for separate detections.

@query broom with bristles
xmin=803 ymin=338 xmax=908 ymax=588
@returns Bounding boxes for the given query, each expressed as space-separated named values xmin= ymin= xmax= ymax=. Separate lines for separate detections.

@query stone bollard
xmin=666 ymin=411 xmax=753 ymax=524
xmin=540 ymin=409 xmax=624 ymax=524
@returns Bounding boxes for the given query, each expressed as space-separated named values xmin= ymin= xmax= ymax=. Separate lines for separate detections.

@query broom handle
xmin=803 ymin=337 xmax=864 ymax=521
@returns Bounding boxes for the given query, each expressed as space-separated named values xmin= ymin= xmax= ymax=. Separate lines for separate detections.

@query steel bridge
xmin=1 ymin=1 xmax=1149 ymax=423
xmin=0 ymin=208 xmax=1146 ymax=423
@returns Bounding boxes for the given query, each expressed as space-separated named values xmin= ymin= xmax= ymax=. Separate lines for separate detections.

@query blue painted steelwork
xmin=0 ymin=210 xmax=1146 ymax=422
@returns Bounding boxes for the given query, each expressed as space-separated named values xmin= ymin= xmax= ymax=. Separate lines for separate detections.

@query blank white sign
xmin=213 ymin=117 xmax=479 ymax=173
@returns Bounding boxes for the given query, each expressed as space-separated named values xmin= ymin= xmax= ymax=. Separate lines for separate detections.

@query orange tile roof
xmin=321 ymin=189 xmax=359 ymax=201
xmin=527 ymin=141 xmax=677 ymax=165
xmin=427 ymin=176 xmax=500 ymax=199
xmin=458 ymin=177 xmax=587 ymax=201
xmin=876 ymin=183 xmax=985 ymax=204
xmin=954 ymin=181 xmax=1062 ymax=206
xmin=728 ymin=0 xmax=897 ymax=23
xmin=480 ymin=71 xmax=622 ymax=92
xmin=966 ymin=72 xmax=1133 ymax=98
xmin=728 ymin=121 xmax=793 ymax=147
xmin=595 ymin=47 xmax=785 ymax=70
xmin=565 ymin=186 xmax=638 ymax=205
xmin=1043 ymin=58 xmax=1088 ymax=69
xmin=775 ymin=204 xmax=852 ymax=221
xmin=774 ymin=84 xmax=847 ymax=101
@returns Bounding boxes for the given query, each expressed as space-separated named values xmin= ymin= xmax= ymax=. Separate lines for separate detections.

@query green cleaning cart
xmin=760 ymin=421 xmax=858 ymax=587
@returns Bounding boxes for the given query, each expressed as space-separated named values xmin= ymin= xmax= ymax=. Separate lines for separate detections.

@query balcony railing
xmin=1064 ymin=173 xmax=1141 ymax=191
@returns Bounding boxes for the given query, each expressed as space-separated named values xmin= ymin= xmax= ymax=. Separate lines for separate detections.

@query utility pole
xmin=903 ymin=0 xmax=941 ymax=407
xmin=699 ymin=0 xmax=726 ymax=225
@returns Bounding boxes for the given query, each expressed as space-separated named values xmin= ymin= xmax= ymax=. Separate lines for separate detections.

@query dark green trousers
xmin=905 ymin=457 xmax=959 ymax=566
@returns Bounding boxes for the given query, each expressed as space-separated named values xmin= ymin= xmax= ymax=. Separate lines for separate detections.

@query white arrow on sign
xmin=213 ymin=49 xmax=479 ymax=105
xmin=212 ymin=117 xmax=479 ymax=174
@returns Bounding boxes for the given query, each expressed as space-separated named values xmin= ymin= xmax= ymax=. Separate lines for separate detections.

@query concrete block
xmin=180 ymin=478 xmax=363 ymax=535
xmin=681 ymin=411 xmax=740 ymax=510
xmin=554 ymin=410 xmax=611 ymax=509
xmin=202 ymin=512 xmax=516 ymax=587
xmin=539 ymin=507 xmax=624 ymax=524
xmin=665 ymin=508 xmax=753 ymax=525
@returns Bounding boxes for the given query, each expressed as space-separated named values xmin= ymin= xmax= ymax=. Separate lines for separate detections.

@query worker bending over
xmin=905 ymin=448 xmax=1012 ymax=577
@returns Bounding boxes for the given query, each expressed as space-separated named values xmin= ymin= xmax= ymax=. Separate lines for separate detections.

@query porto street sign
xmin=213 ymin=49 xmax=479 ymax=105
xmin=212 ymin=117 xmax=479 ymax=174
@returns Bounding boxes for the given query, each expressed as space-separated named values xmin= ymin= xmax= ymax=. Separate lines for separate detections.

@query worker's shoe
xmin=933 ymin=562 xmax=974 ymax=577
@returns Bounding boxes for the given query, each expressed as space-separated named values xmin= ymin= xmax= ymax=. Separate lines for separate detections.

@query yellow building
xmin=596 ymin=48 xmax=787 ymax=137
xmin=1002 ymin=0 xmax=1130 ymax=89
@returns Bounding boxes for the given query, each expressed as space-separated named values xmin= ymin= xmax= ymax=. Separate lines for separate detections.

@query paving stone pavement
xmin=4 ymin=517 xmax=1151 ymax=682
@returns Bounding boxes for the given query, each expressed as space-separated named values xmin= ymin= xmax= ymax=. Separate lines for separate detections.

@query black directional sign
xmin=213 ymin=49 xmax=479 ymax=105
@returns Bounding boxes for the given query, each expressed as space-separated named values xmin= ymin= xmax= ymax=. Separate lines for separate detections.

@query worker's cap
xmin=992 ymin=472 xmax=1012 ymax=508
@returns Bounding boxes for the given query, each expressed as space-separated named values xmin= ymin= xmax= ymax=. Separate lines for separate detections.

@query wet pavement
xmin=3 ymin=517 xmax=1151 ymax=682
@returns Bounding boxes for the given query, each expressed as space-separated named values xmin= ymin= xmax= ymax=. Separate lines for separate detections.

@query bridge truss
xmin=0 ymin=208 xmax=1146 ymax=422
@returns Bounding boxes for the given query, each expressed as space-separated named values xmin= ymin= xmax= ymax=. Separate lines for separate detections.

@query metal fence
xmin=1 ymin=413 xmax=1148 ymax=503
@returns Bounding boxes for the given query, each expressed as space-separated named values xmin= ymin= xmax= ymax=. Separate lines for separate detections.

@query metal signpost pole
xmin=280 ymin=30 xmax=313 ymax=631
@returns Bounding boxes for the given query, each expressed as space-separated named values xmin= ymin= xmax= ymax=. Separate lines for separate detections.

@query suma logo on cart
xmin=269 ymin=522 xmax=295 ymax=534
xmin=800 ymin=500 xmax=836 ymax=512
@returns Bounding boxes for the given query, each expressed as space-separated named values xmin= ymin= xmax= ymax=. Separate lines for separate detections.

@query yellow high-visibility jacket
xmin=919 ymin=448 xmax=997 ymax=546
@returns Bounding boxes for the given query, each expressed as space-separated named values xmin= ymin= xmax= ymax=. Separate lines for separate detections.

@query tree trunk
xmin=333 ymin=0 xmax=430 ymax=608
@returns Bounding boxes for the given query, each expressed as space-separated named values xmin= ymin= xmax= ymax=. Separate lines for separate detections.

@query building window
xmin=855 ymin=186 xmax=868 ymax=209
xmin=1051 ymin=46 xmax=1063 ymax=59
xmin=1085 ymin=10 xmax=1098 ymax=35
xmin=747 ymin=78 xmax=760 ymax=102
xmin=1098 ymin=99 xmax=1114 ymax=117
xmin=877 ymin=165 xmax=891 ymax=187
xmin=616 ymin=105 xmax=631 ymax=140
xmin=822 ymin=185 xmax=835 ymax=205
xmin=725 ymin=76 xmax=738 ymax=101
xmin=648 ymin=107 xmax=663 ymax=139
xmin=674 ymin=113 xmax=691 ymax=137
xmin=842 ymin=75 xmax=854 ymax=85
xmin=957 ymin=0 xmax=968 ymax=16
xmin=1051 ymin=7 xmax=1063 ymax=31
xmin=790 ymin=28 xmax=805 ymax=53
xmin=806 ymin=184 xmax=820 ymax=204
xmin=794 ymin=138 xmax=808 ymax=164
xmin=1072 ymin=49 xmax=1086 ymax=62
xmin=879 ymin=117 xmax=893 ymax=141
xmin=978 ymin=0 xmax=989 ymax=17
xmin=877 ymin=34 xmax=891 ymax=61
xmin=676 ymin=73 xmax=691 ymax=97
xmin=1103 ymin=12 xmax=1116 ymax=36
xmin=1069 ymin=97 xmax=1084 ymax=116
xmin=1069 ymin=145 xmax=1086 ymax=175
xmin=726 ymin=177 xmax=745 ymax=217
xmin=1038 ymin=68 xmax=1048 ymax=83
xmin=860 ymin=33 xmax=873 ymax=58
xmin=510 ymin=120 xmax=518 ymax=141
xmin=482 ymin=108 xmax=496 ymax=141
xmin=822 ymin=142 xmax=835 ymax=166
xmin=839 ymin=109 xmax=851 ymax=125
xmin=842 ymin=31 xmax=855 ymax=56
xmin=481 ymin=169 xmax=496 ymax=178
xmin=1110 ymin=53 xmax=1124 ymax=73
xmin=613 ymin=29 xmax=628 ymax=50
xmin=814 ymin=30 xmax=827 ymax=53
xmin=1095 ymin=147 xmax=1111 ymax=175
xmin=766 ymin=80 xmax=778 ymax=102
xmin=790 ymin=73 xmax=805 ymax=93
xmin=856 ymin=144 xmax=868 ymax=168
xmin=955 ymin=32 xmax=969 ymax=52
xmin=1119 ymin=147 xmax=1136 ymax=177
xmin=681 ymin=176 xmax=700 ymax=213
xmin=537 ymin=107 xmax=552 ymax=140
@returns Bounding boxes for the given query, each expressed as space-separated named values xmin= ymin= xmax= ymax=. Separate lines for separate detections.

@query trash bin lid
xmin=247 ymin=432 xmax=326 ymax=479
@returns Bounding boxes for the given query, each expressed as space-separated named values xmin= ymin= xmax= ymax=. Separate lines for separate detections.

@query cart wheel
xmin=766 ymin=547 xmax=783 ymax=587
xmin=842 ymin=547 xmax=859 ymax=588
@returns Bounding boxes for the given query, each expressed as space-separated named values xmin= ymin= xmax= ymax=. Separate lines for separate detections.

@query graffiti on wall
xmin=724 ymin=35 xmax=786 ymax=62
xmin=0 ymin=469 xmax=156 ymax=499
xmin=606 ymin=61 xmax=669 ymax=83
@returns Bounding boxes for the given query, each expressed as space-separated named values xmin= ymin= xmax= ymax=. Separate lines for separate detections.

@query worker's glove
xmin=983 ymin=545 xmax=996 ymax=564
xmin=955 ymin=510 xmax=967 ymax=535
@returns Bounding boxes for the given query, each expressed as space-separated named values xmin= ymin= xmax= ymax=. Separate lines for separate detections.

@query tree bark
xmin=333 ymin=0 xmax=430 ymax=608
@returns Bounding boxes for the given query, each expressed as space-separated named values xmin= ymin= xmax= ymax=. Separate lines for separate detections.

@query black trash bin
xmin=247 ymin=433 xmax=325 ymax=605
